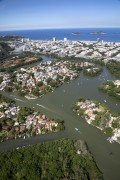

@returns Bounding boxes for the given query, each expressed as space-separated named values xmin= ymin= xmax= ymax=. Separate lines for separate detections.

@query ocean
xmin=0 ymin=28 xmax=120 ymax=42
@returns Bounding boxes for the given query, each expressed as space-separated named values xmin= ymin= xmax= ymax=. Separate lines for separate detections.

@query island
xmin=71 ymin=32 xmax=80 ymax=35
xmin=73 ymin=98 xmax=120 ymax=144
xmin=83 ymin=66 xmax=102 ymax=77
xmin=90 ymin=31 xmax=106 ymax=35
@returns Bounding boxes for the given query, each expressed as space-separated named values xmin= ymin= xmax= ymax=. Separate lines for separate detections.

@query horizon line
xmin=0 ymin=26 xmax=120 ymax=31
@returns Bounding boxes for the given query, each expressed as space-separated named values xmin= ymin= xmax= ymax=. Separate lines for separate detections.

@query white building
xmin=64 ymin=37 xmax=67 ymax=41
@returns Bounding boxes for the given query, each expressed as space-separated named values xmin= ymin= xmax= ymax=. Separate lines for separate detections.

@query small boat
xmin=75 ymin=128 xmax=80 ymax=132
xmin=104 ymin=99 xmax=106 ymax=102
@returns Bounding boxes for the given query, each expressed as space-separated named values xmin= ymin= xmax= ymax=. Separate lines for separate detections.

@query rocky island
xmin=71 ymin=32 xmax=80 ymax=35
xmin=90 ymin=31 xmax=107 ymax=35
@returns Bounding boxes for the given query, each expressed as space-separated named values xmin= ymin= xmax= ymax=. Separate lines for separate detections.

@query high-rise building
xmin=53 ymin=37 xmax=56 ymax=41
xmin=64 ymin=37 xmax=67 ymax=41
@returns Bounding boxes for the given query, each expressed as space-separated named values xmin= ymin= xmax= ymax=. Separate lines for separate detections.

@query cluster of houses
xmin=0 ymin=59 xmax=96 ymax=99
xmin=16 ymin=60 xmax=77 ymax=83
xmin=0 ymin=101 xmax=59 ymax=141
xmin=0 ymin=60 xmax=83 ymax=98
xmin=16 ymin=38 xmax=120 ymax=62
xmin=74 ymin=99 xmax=120 ymax=144
xmin=75 ymin=100 xmax=102 ymax=124
xmin=114 ymin=80 xmax=120 ymax=87
xmin=0 ymin=72 xmax=11 ymax=91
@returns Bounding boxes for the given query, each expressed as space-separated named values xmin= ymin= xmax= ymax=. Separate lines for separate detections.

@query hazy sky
xmin=0 ymin=0 xmax=120 ymax=30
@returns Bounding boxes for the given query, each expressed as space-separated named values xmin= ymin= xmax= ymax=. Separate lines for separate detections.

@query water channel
xmin=0 ymin=56 xmax=120 ymax=180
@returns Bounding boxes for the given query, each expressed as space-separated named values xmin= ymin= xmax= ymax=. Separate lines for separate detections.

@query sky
xmin=0 ymin=0 xmax=120 ymax=30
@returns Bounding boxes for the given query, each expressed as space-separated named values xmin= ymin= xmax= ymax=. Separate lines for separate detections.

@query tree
xmin=4 ymin=86 xmax=12 ymax=92
xmin=64 ymin=76 xmax=70 ymax=82
xmin=104 ymin=127 xmax=113 ymax=137
xmin=0 ymin=76 xmax=3 ymax=84
xmin=37 ymin=81 xmax=43 ymax=87
xmin=31 ymin=88 xmax=39 ymax=96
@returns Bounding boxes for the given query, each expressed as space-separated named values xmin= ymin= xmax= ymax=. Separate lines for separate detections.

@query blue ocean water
xmin=0 ymin=28 xmax=120 ymax=42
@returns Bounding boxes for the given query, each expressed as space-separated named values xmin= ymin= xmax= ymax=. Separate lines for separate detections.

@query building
xmin=53 ymin=37 xmax=56 ymax=41
xmin=64 ymin=37 xmax=67 ymax=41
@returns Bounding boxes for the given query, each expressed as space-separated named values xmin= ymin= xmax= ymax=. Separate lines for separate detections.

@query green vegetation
xmin=0 ymin=139 xmax=103 ymax=180
xmin=83 ymin=67 xmax=102 ymax=77
xmin=73 ymin=98 xmax=120 ymax=140
xmin=0 ymin=49 xmax=43 ymax=73
xmin=0 ymin=94 xmax=14 ymax=104
xmin=0 ymin=42 xmax=13 ymax=61
xmin=0 ymin=35 xmax=23 ymax=41
xmin=106 ymin=61 xmax=120 ymax=78
xmin=99 ymin=81 xmax=120 ymax=101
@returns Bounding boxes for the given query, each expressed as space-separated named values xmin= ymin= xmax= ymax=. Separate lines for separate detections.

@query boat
xmin=15 ymin=98 xmax=24 ymax=102
xmin=75 ymin=128 xmax=79 ymax=131
xmin=104 ymin=99 xmax=106 ymax=102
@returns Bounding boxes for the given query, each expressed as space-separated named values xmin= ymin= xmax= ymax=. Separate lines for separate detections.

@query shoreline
xmin=1 ymin=28 xmax=120 ymax=43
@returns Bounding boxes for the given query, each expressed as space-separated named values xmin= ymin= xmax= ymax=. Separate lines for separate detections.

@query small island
xmin=90 ymin=31 xmax=106 ymax=35
xmin=73 ymin=98 xmax=120 ymax=144
xmin=71 ymin=32 xmax=80 ymax=35
xmin=83 ymin=67 xmax=102 ymax=77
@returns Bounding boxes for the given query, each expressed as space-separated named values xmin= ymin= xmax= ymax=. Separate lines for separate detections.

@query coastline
xmin=0 ymin=28 xmax=120 ymax=42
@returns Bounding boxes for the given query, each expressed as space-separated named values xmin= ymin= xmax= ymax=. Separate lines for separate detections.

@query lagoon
xmin=0 ymin=66 xmax=120 ymax=180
